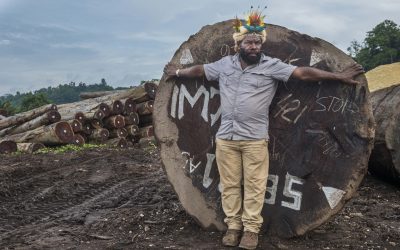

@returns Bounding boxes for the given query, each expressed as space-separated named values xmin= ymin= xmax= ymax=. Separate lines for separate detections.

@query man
xmin=164 ymin=10 xmax=363 ymax=250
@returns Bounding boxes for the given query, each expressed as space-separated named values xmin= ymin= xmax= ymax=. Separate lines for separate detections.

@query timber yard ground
xmin=0 ymin=147 xmax=399 ymax=249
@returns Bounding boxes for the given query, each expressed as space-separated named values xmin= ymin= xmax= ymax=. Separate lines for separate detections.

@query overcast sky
xmin=0 ymin=0 xmax=399 ymax=96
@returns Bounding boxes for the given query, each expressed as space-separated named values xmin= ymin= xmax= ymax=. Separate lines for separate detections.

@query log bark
xmin=109 ymin=128 xmax=128 ymax=138
xmin=105 ymin=138 xmax=128 ymax=148
xmin=0 ymin=104 xmax=57 ymax=130
xmin=124 ymin=112 xmax=139 ymax=126
xmin=1 ymin=122 xmax=74 ymax=146
xmin=79 ymin=82 xmax=158 ymax=101
xmin=136 ymin=100 xmax=154 ymax=115
xmin=0 ymin=110 xmax=61 ymax=137
xmin=0 ymin=140 xmax=17 ymax=154
xmin=88 ymin=128 xmax=109 ymax=143
xmin=57 ymin=101 xmax=107 ymax=121
xmin=17 ymin=142 xmax=45 ymax=153
xmin=104 ymin=115 xmax=125 ymax=129
xmin=154 ymin=21 xmax=375 ymax=237
xmin=139 ymin=125 xmax=153 ymax=138
xmin=369 ymin=84 xmax=400 ymax=182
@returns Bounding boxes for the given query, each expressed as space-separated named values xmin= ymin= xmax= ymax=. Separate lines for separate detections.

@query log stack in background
xmin=369 ymin=83 xmax=400 ymax=183
xmin=154 ymin=21 xmax=375 ymax=237
xmin=0 ymin=81 xmax=158 ymax=154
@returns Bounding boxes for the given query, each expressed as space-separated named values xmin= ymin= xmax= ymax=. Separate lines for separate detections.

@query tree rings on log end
xmin=71 ymin=134 xmax=85 ymax=146
xmin=154 ymin=21 xmax=375 ymax=237
xmin=124 ymin=112 xmax=139 ymax=126
xmin=70 ymin=119 xmax=83 ymax=133
xmin=144 ymin=82 xmax=158 ymax=100
xmin=137 ymin=101 xmax=154 ymax=116
xmin=98 ymin=103 xmax=111 ymax=117
xmin=124 ymin=98 xmax=137 ymax=114
xmin=54 ymin=122 xmax=74 ymax=143
xmin=48 ymin=110 xmax=61 ymax=123
xmin=0 ymin=140 xmax=17 ymax=154
xmin=111 ymin=100 xmax=124 ymax=115
xmin=74 ymin=112 xmax=86 ymax=122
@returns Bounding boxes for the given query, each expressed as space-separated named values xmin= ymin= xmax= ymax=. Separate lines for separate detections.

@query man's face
xmin=239 ymin=34 xmax=262 ymax=65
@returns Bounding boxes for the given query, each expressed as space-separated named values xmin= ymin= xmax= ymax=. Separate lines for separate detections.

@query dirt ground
xmin=0 ymin=147 xmax=399 ymax=250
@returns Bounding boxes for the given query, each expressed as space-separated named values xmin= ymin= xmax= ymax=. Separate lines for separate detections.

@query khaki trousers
xmin=216 ymin=138 xmax=269 ymax=233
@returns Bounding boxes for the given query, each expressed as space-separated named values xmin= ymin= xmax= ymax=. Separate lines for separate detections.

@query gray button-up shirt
xmin=204 ymin=53 xmax=296 ymax=140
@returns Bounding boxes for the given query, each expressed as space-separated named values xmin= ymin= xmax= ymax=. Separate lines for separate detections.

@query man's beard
xmin=240 ymin=49 xmax=261 ymax=65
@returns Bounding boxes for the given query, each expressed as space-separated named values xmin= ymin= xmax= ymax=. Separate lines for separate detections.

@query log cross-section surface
xmin=154 ymin=21 xmax=375 ymax=238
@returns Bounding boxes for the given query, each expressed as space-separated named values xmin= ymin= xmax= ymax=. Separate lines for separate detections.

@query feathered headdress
xmin=233 ymin=6 xmax=268 ymax=51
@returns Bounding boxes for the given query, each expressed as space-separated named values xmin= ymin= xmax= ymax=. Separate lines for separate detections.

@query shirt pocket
xmin=220 ymin=70 xmax=236 ymax=87
xmin=248 ymin=70 xmax=270 ymax=88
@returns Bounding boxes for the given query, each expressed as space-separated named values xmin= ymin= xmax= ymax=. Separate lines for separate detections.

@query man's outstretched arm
xmin=291 ymin=64 xmax=364 ymax=85
xmin=163 ymin=63 xmax=205 ymax=79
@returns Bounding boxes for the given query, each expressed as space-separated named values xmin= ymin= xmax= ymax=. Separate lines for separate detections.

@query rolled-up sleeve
xmin=204 ymin=57 xmax=227 ymax=82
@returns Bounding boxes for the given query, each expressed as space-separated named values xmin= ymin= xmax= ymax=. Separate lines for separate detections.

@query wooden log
xmin=369 ymin=84 xmax=400 ymax=182
xmin=109 ymin=128 xmax=128 ymax=138
xmin=124 ymin=112 xmax=139 ymax=126
xmin=17 ymin=142 xmax=45 ymax=153
xmin=123 ymin=98 xmax=137 ymax=114
xmin=57 ymin=101 xmax=108 ymax=121
xmin=136 ymin=100 xmax=154 ymax=115
xmin=138 ymin=114 xmax=153 ymax=127
xmin=0 ymin=104 xmax=57 ymax=130
xmin=70 ymin=134 xmax=85 ymax=146
xmin=0 ymin=110 xmax=61 ymax=137
xmin=104 ymin=115 xmax=125 ymax=129
xmin=1 ymin=122 xmax=74 ymax=146
xmin=74 ymin=112 xmax=86 ymax=123
xmin=90 ymin=119 xmax=103 ymax=129
xmin=70 ymin=119 xmax=83 ymax=133
xmin=110 ymin=100 xmax=124 ymax=115
xmin=82 ymin=122 xmax=93 ymax=135
xmin=88 ymin=128 xmax=109 ymax=143
xmin=125 ymin=125 xmax=140 ymax=136
xmin=154 ymin=21 xmax=375 ymax=237
xmin=0 ymin=140 xmax=17 ymax=154
xmin=79 ymin=82 xmax=158 ymax=101
xmin=139 ymin=125 xmax=153 ymax=138
xmin=105 ymin=138 xmax=128 ymax=149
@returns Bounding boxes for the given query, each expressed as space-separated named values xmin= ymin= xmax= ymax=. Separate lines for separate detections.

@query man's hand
xmin=337 ymin=64 xmax=365 ymax=85
xmin=163 ymin=62 xmax=179 ymax=81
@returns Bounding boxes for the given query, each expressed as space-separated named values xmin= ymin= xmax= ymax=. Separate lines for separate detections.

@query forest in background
xmin=1 ymin=19 xmax=399 ymax=116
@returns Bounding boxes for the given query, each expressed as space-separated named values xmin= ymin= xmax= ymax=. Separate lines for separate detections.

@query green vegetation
xmin=35 ymin=143 xmax=107 ymax=154
xmin=348 ymin=20 xmax=400 ymax=70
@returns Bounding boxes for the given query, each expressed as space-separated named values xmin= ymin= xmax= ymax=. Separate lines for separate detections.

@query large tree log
xmin=0 ymin=104 xmax=57 ymax=130
xmin=17 ymin=142 xmax=45 ymax=153
xmin=88 ymin=128 xmax=109 ymax=143
xmin=1 ymin=122 xmax=74 ymax=146
xmin=0 ymin=110 xmax=61 ymax=137
xmin=109 ymin=128 xmax=128 ymax=138
xmin=110 ymin=100 xmax=124 ymax=115
xmin=79 ymin=82 xmax=158 ymax=101
xmin=70 ymin=119 xmax=83 ymax=133
xmin=136 ymin=100 xmax=154 ymax=115
xmin=57 ymin=101 xmax=108 ymax=121
xmin=154 ymin=21 xmax=375 ymax=237
xmin=0 ymin=140 xmax=17 ymax=154
xmin=71 ymin=134 xmax=85 ymax=146
xmin=123 ymin=98 xmax=137 ymax=114
xmin=104 ymin=115 xmax=125 ymax=129
xmin=124 ymin=112 xmax=139 ymax=126
xmin=125 ymin=125 xmax=140 ymax=136
xmin=369 ymin=84 xmax=400 ymax=182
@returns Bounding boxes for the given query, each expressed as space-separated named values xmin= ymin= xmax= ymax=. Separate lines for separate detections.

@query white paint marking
xmin=322 ymin=186 xmax=346 ymax=209
xmin=180 ymin=49 xmax=194 ymax=65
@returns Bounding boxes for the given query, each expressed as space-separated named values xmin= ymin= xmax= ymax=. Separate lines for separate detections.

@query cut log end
xmin=54 ymin=122 xmax=75 ymax=143
xmin=124 ymin=98 xmax=137 ymax=114
xmin=112 ymin=100 xmax=124 ymax=115
xmin=74 ymin=112 xmax=86 ymax=122
xmin=105 ymin=115 xmax=125 ymax=129
xmin=0 ymin=140 xmax=18 ymax=154
xmin=126 ymin=125 xmax=140 ymax=136
xmin=93 ymin=109 xmax=106 ymax=120
xmin=71 ymin=134 xmax=85 ymax=146
xmin=98 ymin=103 xmax=111 ymax=117
xmin=144 ymin=82 xmax=158 ymax=99
xmin=47 ymin=110 xmax=61 ymax=123
xmin=70 ymin=119 xmax=83 ymax=133
xmin=124 ymin=112 xmax=139 ymax=126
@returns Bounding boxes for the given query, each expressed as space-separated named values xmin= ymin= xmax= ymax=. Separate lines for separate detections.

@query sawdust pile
xmin=366 ymin=62 xmax=400 ymax=92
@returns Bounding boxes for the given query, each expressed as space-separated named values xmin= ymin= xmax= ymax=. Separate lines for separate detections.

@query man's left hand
xmin=338 ymin=64 xmax=365 ymax=85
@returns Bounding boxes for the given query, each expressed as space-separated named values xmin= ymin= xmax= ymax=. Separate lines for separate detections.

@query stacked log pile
xmin=0 ymin=82 xmax=157 ymax=154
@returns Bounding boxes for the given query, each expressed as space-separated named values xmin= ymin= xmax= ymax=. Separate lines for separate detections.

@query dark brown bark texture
xmin=154 ymin=21 xmax=375 ymax=237
xmin=369 ymin=84 xmax=400 ymax=183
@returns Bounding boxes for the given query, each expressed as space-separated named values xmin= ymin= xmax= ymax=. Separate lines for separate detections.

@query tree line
xmin=1 ymin=20 xmax=399 ymax=116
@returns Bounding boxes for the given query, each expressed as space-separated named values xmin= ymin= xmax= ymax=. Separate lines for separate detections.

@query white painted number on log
xmin=180 ymin=49 xmax=194 ymax=65
xmin=265 ymin=173 xmax=305 ymax=211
